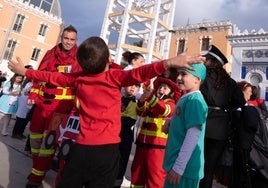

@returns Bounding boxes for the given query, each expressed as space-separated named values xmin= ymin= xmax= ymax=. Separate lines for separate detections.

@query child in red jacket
xmin=8 ymin=36 xmax=204 ymax=188
xmin=131 ymin=77 xmax=182 ymax=187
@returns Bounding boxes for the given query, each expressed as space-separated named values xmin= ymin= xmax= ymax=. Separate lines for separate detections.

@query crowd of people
xmin=1 ymin=24 xmax=267 ymax=188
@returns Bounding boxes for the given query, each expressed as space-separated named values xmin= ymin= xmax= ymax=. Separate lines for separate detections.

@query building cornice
xmin=5 ymin=0 xmax=62 ymax=25
xmin=172 ymin=20 xmax=232 ymax=34
xmin=227 ymin=31 xmax=268 ymax=47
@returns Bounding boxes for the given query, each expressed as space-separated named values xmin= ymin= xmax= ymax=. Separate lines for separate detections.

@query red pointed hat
xmin=153 ymin=77 xmax=182 ymax=102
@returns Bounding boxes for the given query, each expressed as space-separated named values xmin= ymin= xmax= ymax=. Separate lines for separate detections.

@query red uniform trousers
xmin=28 ymin=106 xmax=69 ymax=183
xmin=131 ymin=146 xmax=166 ymax=188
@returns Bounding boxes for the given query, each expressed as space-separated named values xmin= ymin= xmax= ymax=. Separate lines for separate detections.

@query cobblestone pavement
xmin=0 ymin=117 xmax=226 ymax=188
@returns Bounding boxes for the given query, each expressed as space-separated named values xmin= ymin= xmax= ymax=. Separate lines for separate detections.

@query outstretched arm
xmin=9 ymin=51 xmax=205 ymax=76
xmin=118 ymin=51 xmax=205 ymax=87
xmin=164 ymin=51 xmax=205 ymax=70
xmin=8 ymin=57 xmax=78 ymax=87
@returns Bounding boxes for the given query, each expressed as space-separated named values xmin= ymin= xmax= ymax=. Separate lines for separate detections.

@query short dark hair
xmin=77 ymin=36 xmax=109 ymax=74
xmin=63 ymin=25 xmax=77 ymax=34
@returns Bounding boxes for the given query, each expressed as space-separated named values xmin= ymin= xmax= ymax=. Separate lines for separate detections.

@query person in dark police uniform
xmin=199 ymin=45 xmax=246 ymax=188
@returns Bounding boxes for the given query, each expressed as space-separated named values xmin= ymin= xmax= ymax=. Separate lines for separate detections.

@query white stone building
xmin=228 ymin=26 xmax=268 ymax=101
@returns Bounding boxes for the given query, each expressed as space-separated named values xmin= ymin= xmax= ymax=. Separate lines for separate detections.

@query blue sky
xmin=59 ymin=0 xmax=268 ymax=44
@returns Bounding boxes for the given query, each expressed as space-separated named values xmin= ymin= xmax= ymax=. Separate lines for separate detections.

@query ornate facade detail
xmin=243 ymin=49 xmax=268 ymax=58
xmin=173 ymin=20 xmax=232 ymax=34
xmin=244 ymin=65 xmax=266 ymax=74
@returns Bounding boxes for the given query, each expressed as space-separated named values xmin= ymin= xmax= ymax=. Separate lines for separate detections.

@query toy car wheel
xmin=59 ymin=139 xmax=73 ymax=160
xmin=45 ymin=130 xmax=56 ymax=149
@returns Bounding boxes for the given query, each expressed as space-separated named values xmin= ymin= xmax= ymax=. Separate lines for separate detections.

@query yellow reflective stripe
xmin=29 ymin=133 xmax=43 ymax=139
xmin=162 ymin=104 xmax=171 ymax=116
xmin=130 ymin=184 xmax=144 ymax=188
xmin=31 ymin=148 xmax=40 ymax=154
xmin=144 ymin=117 xmax=165 ymax=125
xmin=39 ymin=148 xmax=55 ymax=155
xmin=54 ymin=94 xmax=74 ymax=100
xmin=39 ymin=82 xmax=75 ymax=100
xmin=41 ymin=82 xmax=70 ymax=89
xmin=140 ymin=129 xmax=168 ymax=138
xmin=30 ymin=88 xmax=40 ymax=94
xmin=32 ymin=168 xmax=45 ymax=176
xmin=38 ymin=90 xmax=75 ymax=100
xmin=149 ymin=95 xmax=158 ymax=107
xmin=62 ymin=87 xmax=67 ymax=96
xmin=141 ymin=117 xmax=168 ymax=138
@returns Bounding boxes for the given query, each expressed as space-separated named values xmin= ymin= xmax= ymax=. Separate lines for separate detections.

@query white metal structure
xmin=100 ymin=0 xmax=176 ymax=64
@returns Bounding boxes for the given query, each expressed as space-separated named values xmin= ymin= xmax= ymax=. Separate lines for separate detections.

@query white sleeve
xmin=172 ymin=126 xmax=201 ymax=175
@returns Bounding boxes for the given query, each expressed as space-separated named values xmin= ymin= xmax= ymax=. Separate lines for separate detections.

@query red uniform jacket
xmin=29 ymin=43 xmax=82 ymax=112
xmin=136 ymin=95 xmax=176 ymax=147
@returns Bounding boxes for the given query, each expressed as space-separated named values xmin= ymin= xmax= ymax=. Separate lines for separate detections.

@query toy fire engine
xmin=45 ymin=113 xmax=80 ymax=159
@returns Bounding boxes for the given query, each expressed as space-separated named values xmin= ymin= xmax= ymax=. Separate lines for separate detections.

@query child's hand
xmin=27 ymin=99 xmax=36 ymax=105
xmin=8 ymin=57 xmax=27 ymax=76
xmin=167 ymin=169 xmax=181 ymax=185
xmin=162 ymin=118 xmax=171 ymax=134
xmin=165 ymin=51 xmax=205 ymax=70
xmin=139 ymin=89 xmax=152 ymax=103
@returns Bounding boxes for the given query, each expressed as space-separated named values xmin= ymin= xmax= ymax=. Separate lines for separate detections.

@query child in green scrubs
xmin=163 ymin=63 xmax=208 ymax=188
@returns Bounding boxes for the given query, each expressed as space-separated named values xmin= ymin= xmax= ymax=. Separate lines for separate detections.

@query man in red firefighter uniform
xmin=131 ymin=77 xmax=182 ymax=188
xmin=26 ymin=25 xmax=82 ymax=188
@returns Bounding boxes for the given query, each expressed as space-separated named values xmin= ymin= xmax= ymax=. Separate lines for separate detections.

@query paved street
xmin=0 ymin=119 xmax=56 ymax=188
xmin=0 ymin=117 xmax=226 ymax=188
xmin=0 ymin=117 xmax=131 ymax=188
